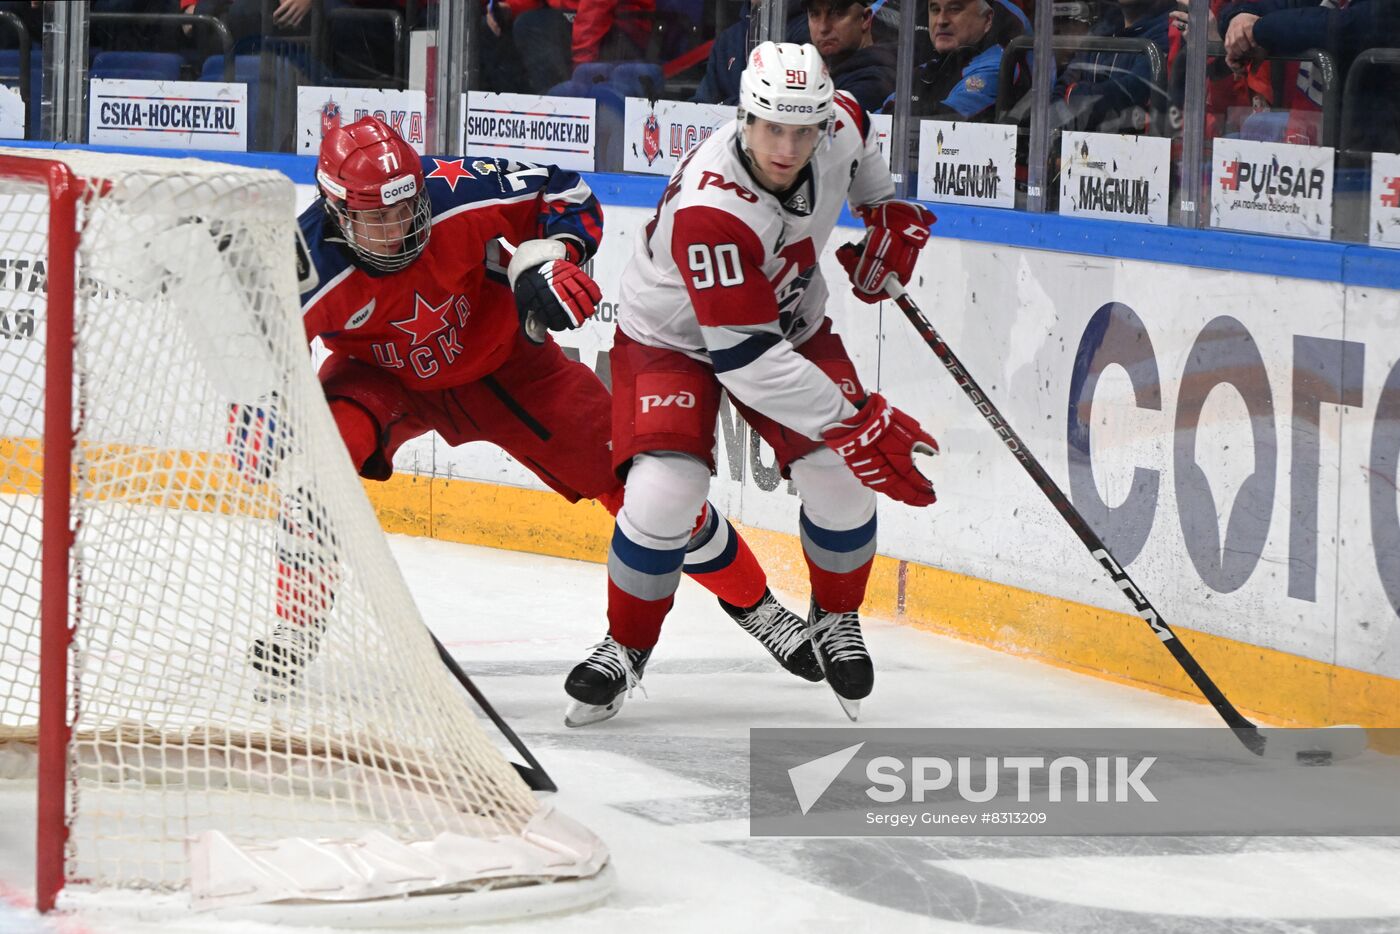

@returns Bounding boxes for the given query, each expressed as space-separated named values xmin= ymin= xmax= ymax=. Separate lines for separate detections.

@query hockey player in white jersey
xmin=564 ymin=41 xmax=940 ymax=724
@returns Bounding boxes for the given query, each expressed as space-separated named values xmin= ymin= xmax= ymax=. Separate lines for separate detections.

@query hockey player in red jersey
xmin=567 ymin=42 xmax=939 ymax=722
xmin=234 ymin=115 xmax=821 ymax=705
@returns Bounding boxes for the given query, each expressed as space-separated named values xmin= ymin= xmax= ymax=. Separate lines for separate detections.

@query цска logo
xmin=1381 ymin=176 xmax=1400 ymax=210
xmin=642 ymin=112 xmax=662 ymax=166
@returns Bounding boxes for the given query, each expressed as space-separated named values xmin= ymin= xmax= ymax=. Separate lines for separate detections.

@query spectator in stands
xmin=1046 ymin=0 xmax=1174 ymax=133
xmin=185 ymin=0 xmax=426 ymax=85
xmin=183 ymin=0 xmax=329 ymax=50
xmin=1055 ymin=0 xmax=1097 ymax=66
xmin=1167 ymin=0 xmax=1318 ymax=145
xmin=693 ymin=0 xmax=755 ymax=104
xmin=885 ymin=0 xmax=1024 ymax=121
xmin=498 ymin=0 xmax=655 ymax=94
xmin=803 ymin=0 xmax=896 ymax=112
xmin=693 ymin=0 xmax=808 ymax=105
xmin=1218 ymin=0 xmax=1400 ymax=151
xmin=479 ymin=0 xmax=529 ymax=92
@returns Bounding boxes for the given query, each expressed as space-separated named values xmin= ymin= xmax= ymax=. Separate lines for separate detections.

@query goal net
xmin=0 ymin=149 xmax=608 ymax=917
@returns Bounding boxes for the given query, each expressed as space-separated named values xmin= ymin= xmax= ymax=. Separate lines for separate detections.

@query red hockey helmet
xmin=316 ymin=115 xmax=431 ymax=273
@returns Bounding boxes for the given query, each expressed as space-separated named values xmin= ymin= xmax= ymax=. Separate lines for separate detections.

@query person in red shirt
xmin=236 ymin=115 xmax=820 ymax=704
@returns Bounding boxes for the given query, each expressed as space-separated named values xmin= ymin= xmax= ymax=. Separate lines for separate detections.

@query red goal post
xmin=0 ymin=149 xmax=611 ymax=922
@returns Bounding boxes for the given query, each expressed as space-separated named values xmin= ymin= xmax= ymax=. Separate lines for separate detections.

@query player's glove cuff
xmin=507 ymin=238 xmax=580 ymax=287
xmin=510 ymin=239 xmax=601 ymax=344
xmin=840 ymin=202 xmax=936 ymax=302
xmin=821 ymin=393 xmax=939 ymax=507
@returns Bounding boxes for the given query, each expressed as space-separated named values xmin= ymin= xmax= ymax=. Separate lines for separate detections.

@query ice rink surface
xmin=4 ymin=533 xmax=1399 ymax=934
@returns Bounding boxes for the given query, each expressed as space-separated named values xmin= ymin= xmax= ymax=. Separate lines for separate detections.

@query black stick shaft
xmin=430 ymin=630 xmax=559 ymax=792
xmin=891 ymin=288 xmax=1263 ymax=752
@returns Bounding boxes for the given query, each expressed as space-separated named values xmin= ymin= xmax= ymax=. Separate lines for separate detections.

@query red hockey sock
xmin=675 ymin=505 xmax=767 ymax=608
xmin=687 ymin=530 xmax=767 ymax=608
xmin=606 ymin=580 xmax=674 ymax=650
xmin=805 ymin=556 xmax=873 ymax=614
xmin=275 ymin=560 xmax=336 ymax=628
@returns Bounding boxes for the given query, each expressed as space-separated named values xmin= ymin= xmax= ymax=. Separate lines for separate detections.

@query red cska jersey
xmin=297 ymin=155 xmax=603 ymax=390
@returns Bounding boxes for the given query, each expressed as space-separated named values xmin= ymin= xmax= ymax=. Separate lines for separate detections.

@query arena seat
xmin=610 ymin=62 xmax=664 ymax=99
xmin=91 ymin=51 xmax=184 ymax=81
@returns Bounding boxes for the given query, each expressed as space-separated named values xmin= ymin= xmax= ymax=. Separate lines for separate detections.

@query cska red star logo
xmin=426 ymin=158 xmax=473 ymax=191
xmin=320 ymin=100 xmax=341 ymax=135
xmin=642 ymin=112 xmax=661 ymax=166
xmin=392 ymin=292 xmax=453 ymax=345
xmin=1382 ymin=176 xmax=1400 ymax=210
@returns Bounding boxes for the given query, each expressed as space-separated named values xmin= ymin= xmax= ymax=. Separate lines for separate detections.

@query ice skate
xmin=720 ymin=589 xmax=823 ymax=682
xmin=807 ymin=599 xmax=873 ymax=720
xmin=564 ymin=636 xmax=651 ymax=727
xmin=248 ymin=621 xmax=324 ymax=702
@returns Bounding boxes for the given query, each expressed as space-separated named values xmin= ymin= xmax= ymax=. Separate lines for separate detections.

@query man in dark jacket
xmin=1047 ymin=0 xmax=1174 ymax=133
xmin=692 ymin=1 xmax=754 ymax=104
xmin=804 ymin=0 xmax=898 ymax=112
xmin=692 ymin=2 xmax=810 ymax=104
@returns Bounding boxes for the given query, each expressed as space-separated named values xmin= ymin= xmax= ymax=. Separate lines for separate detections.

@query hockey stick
xmin=430 ymin=630 xmax=559 ymax=792
xmin=883 ymin=278 xmax=1364 ymax=764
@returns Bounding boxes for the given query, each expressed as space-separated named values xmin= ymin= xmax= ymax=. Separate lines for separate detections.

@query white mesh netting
xmin=0 ymin=149 xmax=607 ymax=911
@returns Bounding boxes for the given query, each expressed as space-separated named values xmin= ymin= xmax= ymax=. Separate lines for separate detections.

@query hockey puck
xmin=1297 ymin=749 xmax=1333 ymax=766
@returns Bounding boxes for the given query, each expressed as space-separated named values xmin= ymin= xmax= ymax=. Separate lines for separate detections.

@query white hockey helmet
xmin=738 ymin=41 xmax=834 ymax=129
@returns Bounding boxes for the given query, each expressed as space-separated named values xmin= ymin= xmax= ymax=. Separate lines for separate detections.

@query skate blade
xmin=766 ymin=650 xmax=825 ymax=683
xmin=835 ymin=693 xmax=861 ymax=721
xmin=564 ymin=697 xmax=624 ymax=728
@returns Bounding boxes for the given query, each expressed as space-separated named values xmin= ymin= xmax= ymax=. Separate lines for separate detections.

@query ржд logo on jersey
xmin=698 ymin=171 xmax=757 ymax=203
xmin=640 ymin=391 xmax=697 ymax=414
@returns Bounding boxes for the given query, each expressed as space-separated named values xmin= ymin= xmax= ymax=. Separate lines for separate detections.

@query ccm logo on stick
xmin=640 ymin=391 xmax=697 ymax=414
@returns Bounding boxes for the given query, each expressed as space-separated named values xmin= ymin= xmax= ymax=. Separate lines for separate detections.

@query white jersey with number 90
xmin=618 ymin=92 xmax=895 ymax=440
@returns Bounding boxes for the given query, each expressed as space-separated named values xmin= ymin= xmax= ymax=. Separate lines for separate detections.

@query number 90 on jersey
xmin=686 ymin=243 xmax=744 ymax=290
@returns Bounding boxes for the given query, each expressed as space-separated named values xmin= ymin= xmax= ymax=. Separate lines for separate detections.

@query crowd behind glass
xmin=2 ymin=0 xmax=1396 ymax=242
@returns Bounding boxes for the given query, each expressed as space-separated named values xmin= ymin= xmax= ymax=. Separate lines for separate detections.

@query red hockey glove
xmin=508 ymin=238 xmax=601 ymax=344
xmin=821 ymin=393 xmax=939 ymax=507
xmin=837 ymin=201 xmax=936 ymax=304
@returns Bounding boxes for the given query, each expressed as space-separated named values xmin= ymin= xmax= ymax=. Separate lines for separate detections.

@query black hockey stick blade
xmin=429 ymin=629 xmax=559 ymax=792
xmin=882 ymin=278 xmax=1365 ymax=764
